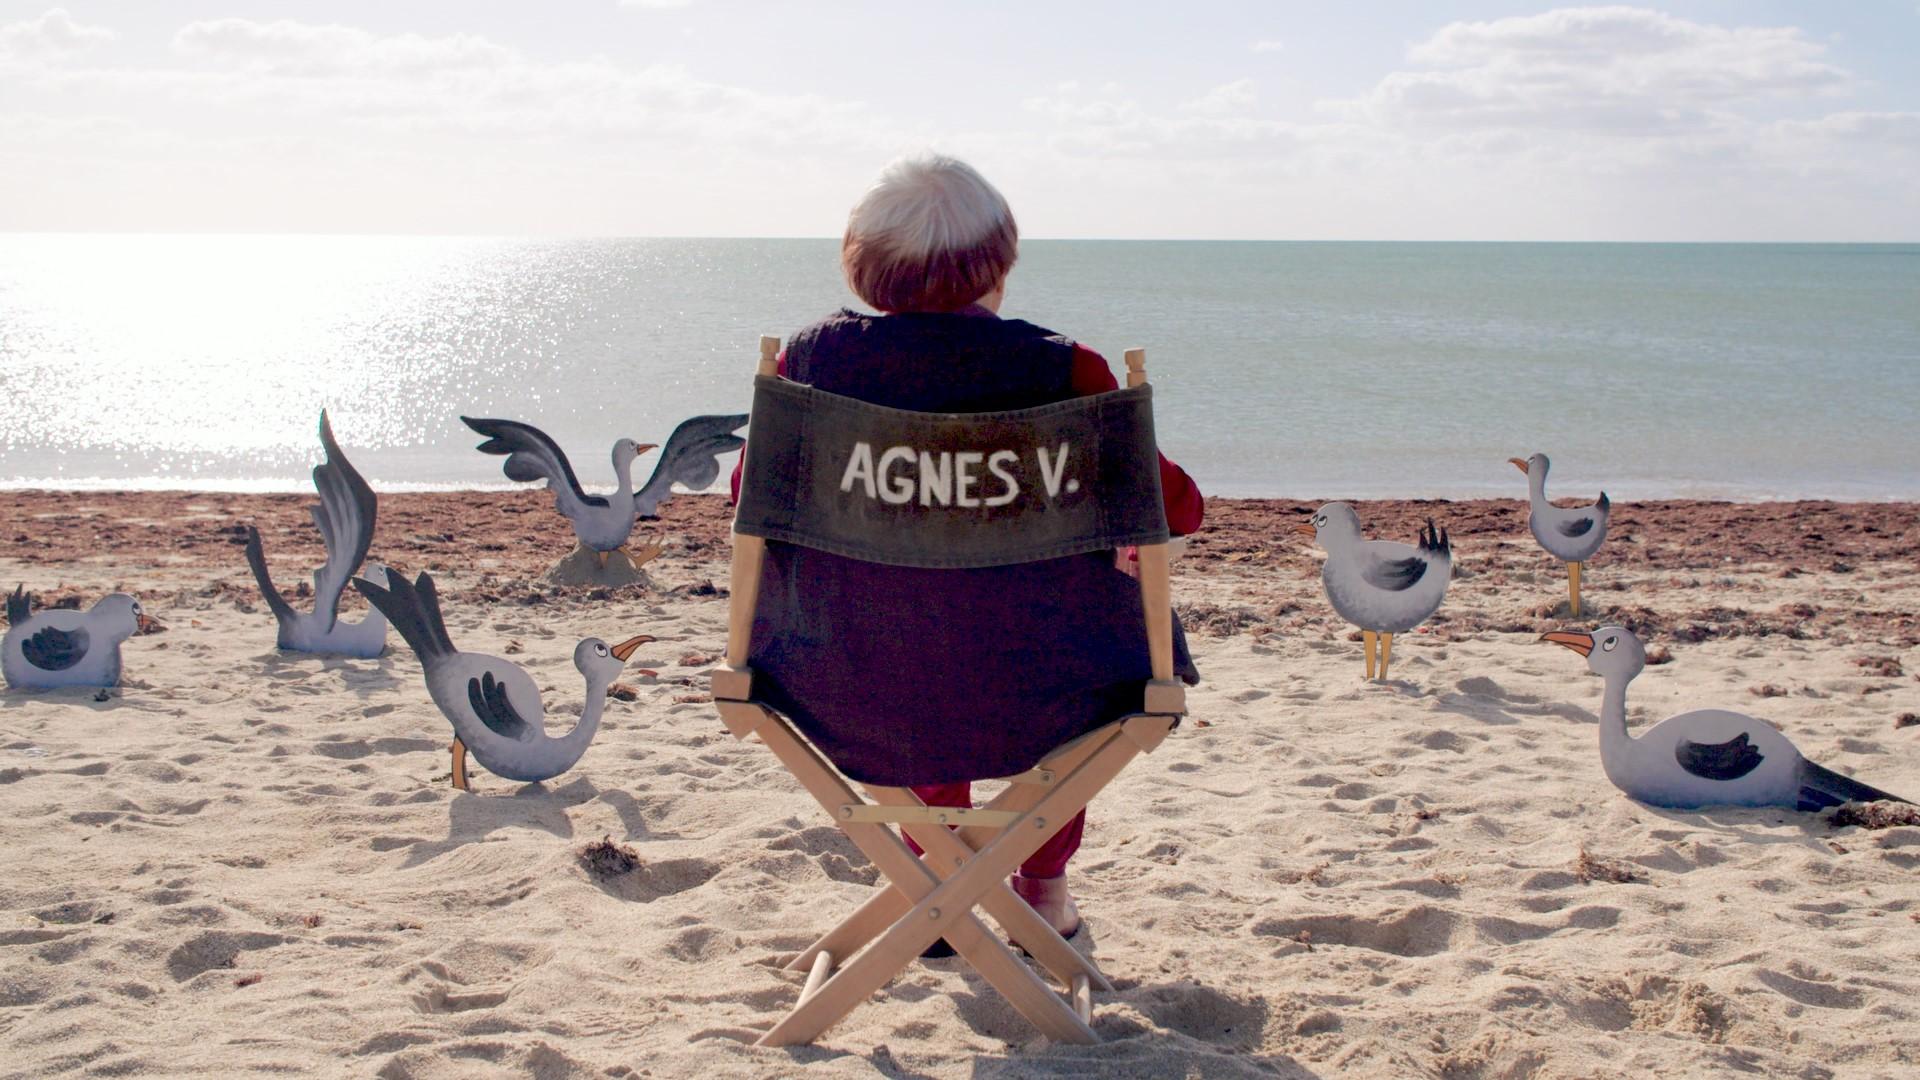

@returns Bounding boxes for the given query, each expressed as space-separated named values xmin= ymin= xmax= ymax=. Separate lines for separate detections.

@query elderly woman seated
xmin=733 ymin=153 xmax=1203 ymax=948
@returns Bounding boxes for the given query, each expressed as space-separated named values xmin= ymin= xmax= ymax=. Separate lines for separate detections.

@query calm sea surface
xmin=2 ymin=236 xmax=1916 ymax=499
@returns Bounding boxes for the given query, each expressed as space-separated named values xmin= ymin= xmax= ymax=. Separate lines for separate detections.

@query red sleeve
xmin=728 ymin=352 xmax=786 ymax=502
xmin=1071 ymin=345 xmax=1204 ymax=536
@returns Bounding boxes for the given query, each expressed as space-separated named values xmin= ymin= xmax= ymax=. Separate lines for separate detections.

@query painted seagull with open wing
xmin=461 ymin=413 xmax=747 ymax=567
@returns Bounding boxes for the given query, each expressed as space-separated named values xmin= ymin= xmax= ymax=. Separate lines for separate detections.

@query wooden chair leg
xmin=757 ymin=718 xmax=1168 ymax=1045
xmin=871 ymin=788 xmax=1112 ymax=994
xmin=747 ymin=716 xmax=1096 ymax=1046
xmin=785 ymin=883 xmax=912 ymax=973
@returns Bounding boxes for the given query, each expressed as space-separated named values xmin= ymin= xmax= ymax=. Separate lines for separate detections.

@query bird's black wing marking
xmin=6 ymin=585 xmax=29 ymax=626
xmin=1417 ymin=518 xmax=1450 ymax=557
xmin=1597 ymin=492 xmax=1610 ymax=513
xmin=633 ymin=413 xmax=749 ymax=517
xmin=1557 ymin=515 xmax=1596 ymax=538
xmin=22 ymin=626 xmax=89 ymax=671
xmin=460 ymin=416 xmax=609 ymax=509
xmin=353 ymin=569 xmax=455 ymax=665
xmin=1362 ymin=555 xmax=1427 ymax=591
xmin=1674 ymin=732 xmax=1765 ymax=781
xmin=1796 ymin=759 xmax=1908 ymax=812
xmin=308 ymin=410 xmax=379 ymax=630
xmin=466 ymin=671 xmax=531 ymax=741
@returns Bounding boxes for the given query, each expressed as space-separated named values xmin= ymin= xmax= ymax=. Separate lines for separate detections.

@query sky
xmin=3 ymin=2 xmax=1917 ymax=240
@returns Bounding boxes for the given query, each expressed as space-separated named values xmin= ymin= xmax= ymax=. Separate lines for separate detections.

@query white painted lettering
xmin=954 ymin=452 xmax=984 ymax=507
xmin=1037 ymin=442 xmax=1072 ymax=497
xmin=984 ymin=450 xmax=1020 ymax=507
xmin=878 ymin=446 xmax=915 ymax=504
xmin=841 ymin=442 xmax=876 ymax=498
xmin=918 ymin=451 xmax=952 ymax=507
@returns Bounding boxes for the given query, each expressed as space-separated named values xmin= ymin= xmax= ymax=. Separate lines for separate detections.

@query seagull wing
xmin=466 ymin=670 xmax=534 ymax=742
xmin=1361 ymin=553 xmax=1427 ymax=592
xmin=22 ymin=625 xmax=89 ymax=671
xmin=6 ymin=585 xmax=29 ymax=627
xmin=633 ymin=413 xmax=748 ymax=517
xmin=461 ymin=417 xmax=607 ymax=519
xmin=1674 ymin=732 xmax=1765 ymax=782
xmin=1556 ymin=515 xmax=1597 ymax=539
xmin=352 ymin=569 xmax=455 ymax=666
xmin=307 ymin=411 xmax=379 ymax=631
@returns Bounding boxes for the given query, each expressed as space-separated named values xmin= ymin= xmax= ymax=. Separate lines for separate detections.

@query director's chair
xmin=711 ymin=335 xmax=1188 ymax=1046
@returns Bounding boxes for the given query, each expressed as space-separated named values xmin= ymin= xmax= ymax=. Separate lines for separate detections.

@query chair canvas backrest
xmin=723 ymin=337 xmax=1178 ymax=697
xmin=733 ymin=375 xmax=1169 ymax=569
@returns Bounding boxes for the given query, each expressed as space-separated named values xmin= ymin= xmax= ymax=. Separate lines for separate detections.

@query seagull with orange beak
xmin=1298 ymin=503 xmax=1451 ymax=680
xmin=463 ymin=414 xmax=746 ymax=571
xmin=354 ymin=568 xmax=656 ymax=790
xmin=4 ymin=586 xmax=160 ymax=689
xmin=1541 ymin=626 xmax=1908 ymax=811
xmin=1510 ymin=452 xmax=1609 ymax=616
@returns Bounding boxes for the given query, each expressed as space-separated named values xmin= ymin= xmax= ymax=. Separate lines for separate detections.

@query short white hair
xmin=847 ymin=153 xmax=1013 ymax=259
xmin=841 ymin=153 xmax=1019 ymax=312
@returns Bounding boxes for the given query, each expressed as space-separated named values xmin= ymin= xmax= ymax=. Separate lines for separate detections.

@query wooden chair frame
xmin=711 ymin=335 xmax=1187 ymax=1047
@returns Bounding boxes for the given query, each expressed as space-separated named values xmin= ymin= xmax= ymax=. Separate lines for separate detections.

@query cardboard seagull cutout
xmin=1298 ymin=502 xmax=1451 ymax=680
xmin=1542 ymin=626 xmax=1909 ymax=811
xmin=5 ymin=586 xmax=157 ymax=689
xmin=244 ymin=410 xmax=388 ymax=657
xmin=1511 ymin=452 xmax=1609 ymax=616
xmin=353 ymin=568 xmax=654 ymax=790
xmin=461 ymin=413 xmax=747 ymax=583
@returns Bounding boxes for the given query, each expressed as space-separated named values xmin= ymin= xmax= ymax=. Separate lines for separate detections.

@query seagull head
xmin=92 ymin=593 xmax=159 ymax=638
xmin=574 ymin=633 xmax=656 ymax=681
xmin=1508 ymin=453 xmax=1547 ymax=478
xmin=1540 ymin=624 xmax=1643 ymax=679
xmin=1296 ymin=502 xmax=1363 ymax=549
xmin=611 ymin=438 xmax=659 ymax=474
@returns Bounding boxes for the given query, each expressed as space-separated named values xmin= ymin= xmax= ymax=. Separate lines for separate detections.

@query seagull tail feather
xmin=352 ymin=568 xmax=456 ymax=666
xmin=6 ymin=584 xmax=29 ymax=626
xmin=1797 ymin=759 xmax=1909 ymax=812
xmin=242 ymin=526 xmax=299 ymax=626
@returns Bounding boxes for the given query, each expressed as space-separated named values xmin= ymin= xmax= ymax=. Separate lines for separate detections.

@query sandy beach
xmin=2 ymin=490 xmax=1917 ymax=1078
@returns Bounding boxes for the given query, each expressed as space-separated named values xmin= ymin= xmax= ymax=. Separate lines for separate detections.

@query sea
xmin=2 ymin=236 xmax=1916 ymax=501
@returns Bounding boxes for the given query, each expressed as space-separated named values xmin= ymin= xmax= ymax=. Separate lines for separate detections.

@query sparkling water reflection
xmin=2 ymin=236 xmax=1916 ymax=498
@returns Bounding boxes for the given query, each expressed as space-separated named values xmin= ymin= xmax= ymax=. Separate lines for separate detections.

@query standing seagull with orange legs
xmin=1298 ymin=503 xmax=1451 ymax=681
xmin=1510 ymin=452 xmax=1609 ymax=616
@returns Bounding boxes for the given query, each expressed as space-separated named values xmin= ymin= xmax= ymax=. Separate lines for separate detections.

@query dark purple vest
xmin=747 ymin=309 xmax=1196 ymax=785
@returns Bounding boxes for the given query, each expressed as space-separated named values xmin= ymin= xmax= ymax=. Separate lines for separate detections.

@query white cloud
xmin=1345 ymin=6 xmax=1849 ymax=134
xmin=0 ymin=7 xmax=113 ymax=60
xmin=1251 ymin=39 xmax=1284 ymax=54
xmin=1181 ymin=79 xmax=1257 ymax=115
xmin=173 ymin=18 xmax=512 ymax=76
xmin=620 ymin=0 xmax=695 ymax=8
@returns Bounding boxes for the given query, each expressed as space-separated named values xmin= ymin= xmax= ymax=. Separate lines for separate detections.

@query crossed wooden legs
xmin=716 ymin=696 xmax=1173 ymax=1047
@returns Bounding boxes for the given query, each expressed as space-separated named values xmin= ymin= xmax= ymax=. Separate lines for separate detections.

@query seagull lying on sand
xmin=244 ymin=410 xmax=388 ymax=658
xmin=5 ymin=586 xmax=156 ymax=689
xmin=353 ymin=568 xmax=654 ymax=790
xmin=1510 ymin=452 xmax=1609 ymax=616
xmin=461 ymin=413 xmax=748 ymax=569
xmin=1542 ymin=626 xmax=1909 ymax=811
xmin=1298 ymin=502 xmax=1451 ymax=680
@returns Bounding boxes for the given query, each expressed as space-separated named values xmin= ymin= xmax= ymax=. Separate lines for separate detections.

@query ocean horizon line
xmin=4 ymin=231 xmax=1917 ymax=247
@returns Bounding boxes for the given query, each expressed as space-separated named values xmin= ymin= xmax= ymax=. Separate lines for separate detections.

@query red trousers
xmin=906 ymin=782 xmax=1085 ymax=879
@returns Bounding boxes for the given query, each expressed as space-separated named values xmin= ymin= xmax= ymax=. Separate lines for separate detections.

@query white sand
xmin=3 ymin=540 xmax=1918 ymax=1079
